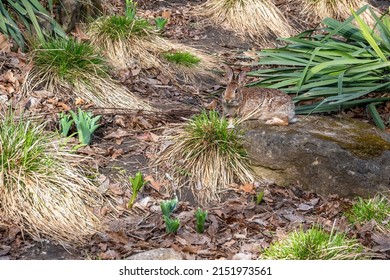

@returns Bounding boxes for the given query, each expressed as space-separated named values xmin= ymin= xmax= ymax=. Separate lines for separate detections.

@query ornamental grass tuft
xmin=261 ymin=227 xmax=366 ymax=260
xmin=0 ymin=111 xmax=102 ymax=245
xmin=154 ymin=111 xmax=255 ymax=205
xmin=25 ymin=38 xmax=152 ymax=110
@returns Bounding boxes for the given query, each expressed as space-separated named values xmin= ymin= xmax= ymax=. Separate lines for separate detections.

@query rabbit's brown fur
xmin=222 ymin=67 xmax=296 ymax=126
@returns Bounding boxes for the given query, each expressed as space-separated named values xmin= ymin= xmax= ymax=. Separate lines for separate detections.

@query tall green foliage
xmin=0 ymin=0 xmax=66 ymax=50
xmin=249 ymin=6 xmax=390 ymax=129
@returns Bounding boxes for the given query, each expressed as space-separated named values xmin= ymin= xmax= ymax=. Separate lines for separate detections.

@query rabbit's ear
xmin=226 ymin=66 xmax=234 ymax=82
xmin=238 ymin=71 xmax=246 ymax=85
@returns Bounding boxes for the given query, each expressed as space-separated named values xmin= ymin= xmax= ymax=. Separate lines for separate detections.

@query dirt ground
xmin=1 ymin=0 xmax=390 ymax=260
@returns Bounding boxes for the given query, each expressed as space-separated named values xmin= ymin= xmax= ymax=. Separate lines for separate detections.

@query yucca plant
xmin=261 ymin=227 xmax=366 ymax=260
xmin=24 ymin=38 xmax=152 ymax=110
xmin=0 ymin=110 xmax=102 ymax=244
xmin=198 ymin=0 xmax=295 ymax=43
xmin=87 ymin=0 xmax=217 ymax=82
xmin=0 ymin=0 xmax=66 ymax=50
xmin=154 ymin=111 xmax=255 ymax=205
xmin=248 ymin=5 xmax=390 ymax=129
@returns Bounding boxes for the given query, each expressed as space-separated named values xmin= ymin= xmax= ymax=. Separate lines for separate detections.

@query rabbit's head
xmin=222 ymin=66 xmax=246 ymax=108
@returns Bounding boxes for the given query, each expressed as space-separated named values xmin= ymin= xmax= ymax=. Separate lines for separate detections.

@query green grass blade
xmin=352 ymin=10 xmax=387 ymax=62
xmin=297 ymin=47 xmax=322 ymax=92
xmin=367 ymin=102 xmax=386 ymax=130
xmin=20 ymin=0 xmax=45 ymax=42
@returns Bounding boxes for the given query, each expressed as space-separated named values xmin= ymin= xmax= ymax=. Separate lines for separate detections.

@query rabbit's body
xmin=222 ymin=68 xmax=296 ymax=126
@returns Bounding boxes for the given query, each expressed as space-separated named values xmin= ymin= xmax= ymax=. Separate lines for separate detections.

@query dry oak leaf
xmin=58 ymin=102 xmax=71 ymax=111
xmin=114 ymin=116 xmax=126 ymax=128
xmin=104 ymin=128 xmax=132 ymax=140
xmin=0 ymin=34 xmax=11 ymax=52
xmin=144 ymin=175 xmax=162 ymax=192
xmin=239 ymin=183 xmax=255 ymax=194
xmin=75 ymin=97 xmax=85 ymax=106
xmin=162 ymin=10 xmax=171 ymax=20
xmin=4 ymin=70 xmax=17 ymax=83
xmin=134 ymin=132 xmax=159 ymax=142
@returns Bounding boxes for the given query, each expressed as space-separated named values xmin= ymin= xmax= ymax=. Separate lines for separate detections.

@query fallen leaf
xmin=97 ymin=174 xmax=110 ymax=193
xmin=75 ymin=98 xmax=85 ymax=106
xmin=46 ymin=98 xmax=58 ymax=105
xmin=108 ymin=230 xmax=129 ymax=245
xmin=175 ymin=235 xmax=188 ymax=246
xmin=222 ymin=239 xmax=236 ymax=248
xmin=98 ymin=243 xmax=108 ymax=251
xmin=0 ymin=245 xmax=11 ymax=257
xmin=240 ymin=183 xmax=255 ymax=194
xmin=71 ymin=26 xmax=90 ymax=42
xmin=297 ymin=203 xmax=314 ymax=211
xmin=157 ymin=73 xmax=170 ymax=85
xmin=131 ymin=116 xmax=153 ymax=129
xmin=114 ymin=116 xmax=126 ymax=128
xmin=309 ymin=198 xmax=320 ymax=205
xmin=109 ymin=183 xmax=124 ymax=196
xmin=131 ymin=65 xmax=141 ymax=76
xmin=283 ymin=213 xmax=305 ymax=223
xmin=32 ymin=90 xmax=53 ymax=98
xmin=8 ymin=226 xmax=20 ymax=240
xmin=58 ymin=102 xmax=71 ymax=111
xmin=0 ymin=34 xmax=11 ymax=52
xmin=162 ymin=10 xmax=171 ymax=20
xmin=4 ymin=70 xmax=17 ymax=83
xmin=204 ymin=99 xmax=218 ymax=110
xmin=134 ymin=131 xmax=159 ymax=142
xmin=144 ymin=175 xmax=162 ymax=192
xmin=104 ymin=128 xmax=132 ymax=140
xmin=182 ymin=245 xmax=200 ymax=254
xmin=99 ymin=249 xmax=120 ymax=260
xmin=207 ymin=214 xmax=219 ymax=236
xmin=111 ymin=148 xmax=124 ymax=159
xmin=372 ymin=233 xmax=390 ymax=252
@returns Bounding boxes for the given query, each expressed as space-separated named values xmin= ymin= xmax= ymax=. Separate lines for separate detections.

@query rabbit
xmin=222 ymin=66 xmax=296 ymax=126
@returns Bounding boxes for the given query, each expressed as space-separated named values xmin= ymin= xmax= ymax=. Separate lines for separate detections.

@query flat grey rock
xmin=242 ymin=116 xmax=390 ymax=197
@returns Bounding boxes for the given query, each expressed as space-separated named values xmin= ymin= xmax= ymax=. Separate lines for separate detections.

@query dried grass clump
xmin=0 ymin=112 xmax=102 ymax=245
xmin=87 ymin=16 xmax=218 ymax=83
xmin=153 ymin=111 xmax=255 ymax=205
xmin=24 ymin=38 xmax=152 ymax=111
xmin=302 ymin=0 xmax=379 ymax=24
xmin=199 ymin=0 xmax=295 ymax=43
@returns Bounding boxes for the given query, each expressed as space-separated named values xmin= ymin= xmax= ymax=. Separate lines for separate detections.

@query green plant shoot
xmin=154 ymin=17 xmax=168 ymax=31
xmin=160 ymin=197 xmax=178 ymax=217
xmin=58 ymin=111 xmax=74 ymax=137
xmin=195 ymin=207 xmax=208 ymax=233
xmin=69 ymin=108 xmax=101 ymax=145
xmin=125 ymin=0 xmax=137 ymax=20
xmin=163 ymin=216 xmax=180 ymax=233
xmin=127 ymin=171 xmax=148 ymax=209
xmin=256 ymin=191 xmax=264 ymax=205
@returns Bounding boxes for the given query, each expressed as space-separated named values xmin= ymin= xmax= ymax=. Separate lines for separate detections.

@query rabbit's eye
xmin=234 ymin=89 xmax=238 ymax=94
